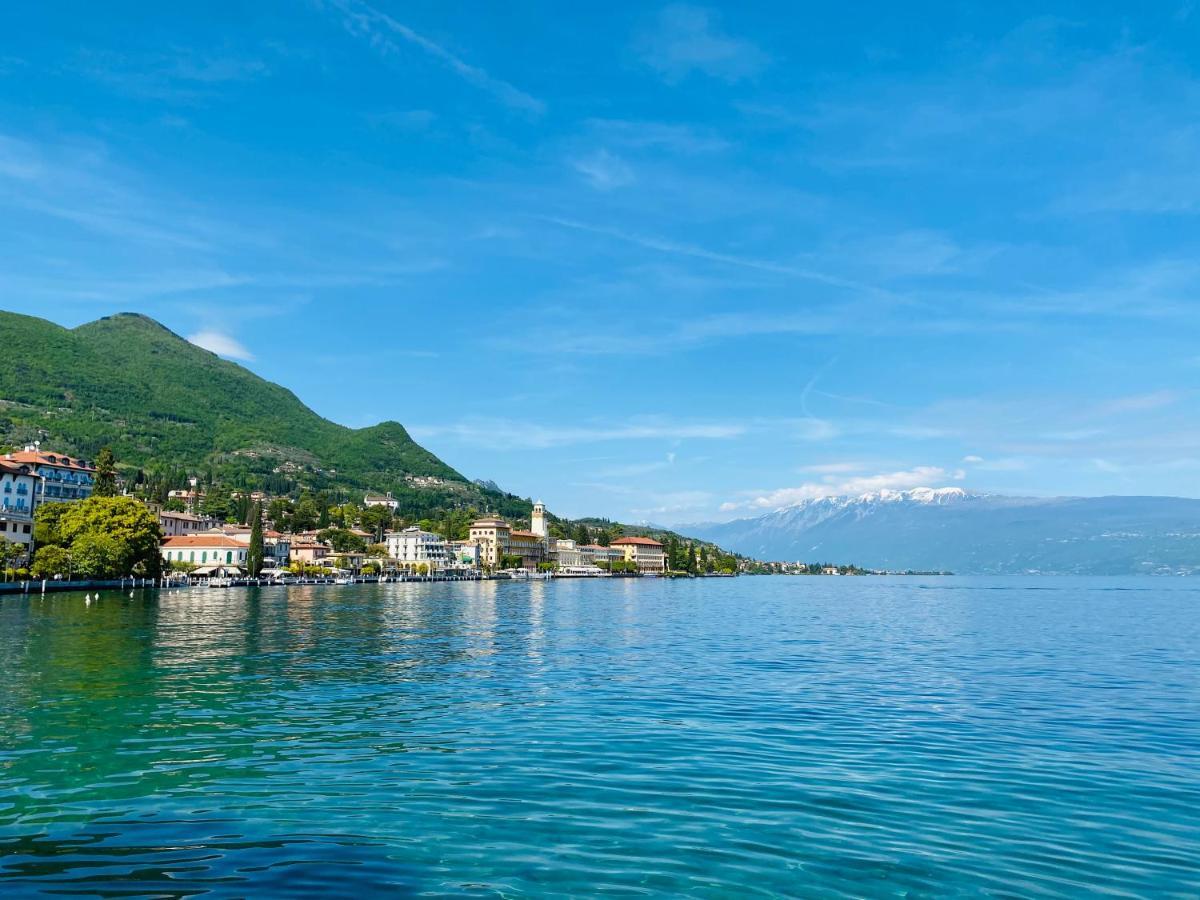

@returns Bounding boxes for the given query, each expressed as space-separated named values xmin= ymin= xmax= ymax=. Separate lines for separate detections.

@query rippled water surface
xmin=1 ymin=577 xmax=1198 ymax=897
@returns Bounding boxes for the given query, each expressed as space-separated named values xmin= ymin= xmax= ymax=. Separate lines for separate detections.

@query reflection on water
xmin=1 ymin=577 xmax=1199 ymax=897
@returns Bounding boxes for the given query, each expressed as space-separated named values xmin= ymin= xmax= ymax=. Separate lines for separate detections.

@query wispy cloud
xmin=188 ymin=329 xmax=254 ymax=361
xmin=326 ymin=0 xmax=544 ymax=114
xmin=411 ymin=417 xmax=745 ymax=449
xmin=571 ymin=150 xmax=635 ymax=190
xmin=636 ymin=4 xmax=768 ymax=83
xmin=536 ymin=215 xmax=878 ymax=292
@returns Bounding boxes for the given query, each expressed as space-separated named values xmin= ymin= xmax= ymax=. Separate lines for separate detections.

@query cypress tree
xmin=247 ymin=501 xmax=265 ymax=577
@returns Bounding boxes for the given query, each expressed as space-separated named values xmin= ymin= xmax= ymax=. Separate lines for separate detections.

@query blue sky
xmin=3 ymin=2 xmax=1199 ymax=524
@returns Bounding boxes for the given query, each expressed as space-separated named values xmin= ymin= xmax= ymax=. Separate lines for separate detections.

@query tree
xmin=93 ymin=447 xmax=119 ymax=497
xmin=162 ymin=497 xmax=187 ymax=512
xmin=70 ymin=532 xmax=125 ymax=578
xmin=291 ymin=493 xmax=320 ymax=532
xmin=572 ymin=523 xmax=591 ymax=545
xmin=500 ymin=554 xmax=522 ymax=570
xmin=596 ymin=530 xmax=611 ymax=547
xmin=359 ymin=505 xmax=393 ymax=541
xmin=56 ymin=496 xmax=163 ymax=578
xmin=33 ymin=501 xmax=70 ymax=548
xmin=316 ymin=527 xmax=367 ymax=552
xmin=0 ymin=538 xmax=24 ymax=579
xmin=201 ymin=487 xmax=235 ymax=522
xmin=31 ymin=545 xmax=71 ymax=579
xmin=247 ymin=501 xmax=265 ymax=577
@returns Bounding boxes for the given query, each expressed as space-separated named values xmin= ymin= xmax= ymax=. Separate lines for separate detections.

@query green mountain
xmin=0 ymin=309 xmax=735 ymax=556
xmin=0 ymin=310 xmax=518 ymax=516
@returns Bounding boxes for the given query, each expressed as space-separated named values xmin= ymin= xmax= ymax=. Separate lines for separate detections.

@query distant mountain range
xmin=684 ymin=487 xmax=1200 ymax=575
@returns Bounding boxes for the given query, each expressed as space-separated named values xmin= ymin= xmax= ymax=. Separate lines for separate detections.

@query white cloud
xmin=962 ymin=454 xmax=984 ymax=463
xmin=572 ymin=150 xmax=635 ymax=190
xmin=637 ymin=4 xmax=768 ymax=83
xmin=721 ymin=465 xmax=960 ymax=511
xmin=411 ymin=417 xmax=745 ymax=449
xmin=327 ymin=0 xmax=544 ymax=114
xmin=188 ymin=329 xmax=254 ymax=361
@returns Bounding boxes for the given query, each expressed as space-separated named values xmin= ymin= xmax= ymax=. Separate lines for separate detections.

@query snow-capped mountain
xmin=684 ymin=489 xmax=1200 ymax=575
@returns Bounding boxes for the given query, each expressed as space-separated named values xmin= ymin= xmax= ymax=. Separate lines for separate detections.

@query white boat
xmin=334 ymin=577 xmax=353 ymax=585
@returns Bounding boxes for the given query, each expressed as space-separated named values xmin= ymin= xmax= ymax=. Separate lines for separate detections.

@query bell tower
xmin=531 ymin=501 xmax=548 ymax=539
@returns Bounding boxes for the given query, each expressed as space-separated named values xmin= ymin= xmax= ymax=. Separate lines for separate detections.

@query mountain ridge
xmin=685 ymin=487 xmax=1200 ymax=575
xmin=0 ymin=309 xmax=519 ymax=518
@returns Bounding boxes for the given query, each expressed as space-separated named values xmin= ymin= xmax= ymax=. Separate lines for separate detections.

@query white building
xmin=553 ymin=539 xmax=589 ymax=568
xmin=364 ymin=491 xmax=399 ymax=511
xmin=5 ymin=445 xmax=95 ymax=503
xmin=386 ymin=526 xmax=451 ymax=573
xmin=0 ymin=460 xmax=37 ymax=562
xmin=448 ymin=540 xmax=482 ymax=569
xmin=158 ymin=510 xmax=217 ymax=537
xmin=161 ymin=534 xmax=249 ymax=574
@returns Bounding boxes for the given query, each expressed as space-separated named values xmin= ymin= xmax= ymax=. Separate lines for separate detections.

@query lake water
xmin=1 ymin=577 xmax=1197 ymax=897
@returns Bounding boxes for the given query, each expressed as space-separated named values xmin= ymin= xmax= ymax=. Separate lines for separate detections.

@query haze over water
xmin=1 ymin=578 xmax=1197 ymax=896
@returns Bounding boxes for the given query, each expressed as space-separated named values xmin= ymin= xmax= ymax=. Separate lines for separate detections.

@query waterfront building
xmin=468 ymin=516 xmax=512 ymax=568
xmin=553 ymin=539 xmax=589 ymax=568
xmin=161 ymin=534 xmax=249 ymax=571
xmin=509 ymin=530 xmax=546 ymax=569
xmin=0 ymin=460 xmax=37 ymax=562
xmin=290 ymin=541 xmax=331 ymax=566
xmin=5 ymin=445 xmax=95 ymax=503
xmin=221 ymin=525 xmax=291 ymax=570
xmin=448 ymin=540 xmax=482 ymax=569
xmin=580 ymin=544 xmax=624 ymax=567
xmin=158 ymin=510 xmax=217 ymax=537
xmin=385 ymin=526 xmax=451 ymax=573
xmin=610 ymin=536 xmax=667 ymax=574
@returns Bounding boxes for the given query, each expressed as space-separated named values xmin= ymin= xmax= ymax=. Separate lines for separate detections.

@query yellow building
xmin=610 ymin=536 xmax=667 ymax=574
xmin=468 ymin=516 xmax=512 ymax=568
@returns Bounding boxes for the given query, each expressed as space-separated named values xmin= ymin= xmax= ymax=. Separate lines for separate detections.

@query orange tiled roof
xmin=161 ymin=535 xmax=246 ymax=548
xmin=610 ymin=536 xmax=664 ymax=547
xmin=6 ymin=450 xmax=95 ymax=472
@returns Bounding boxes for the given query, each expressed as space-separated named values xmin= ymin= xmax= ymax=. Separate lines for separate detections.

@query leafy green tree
xmin=316 ymin=527 xmax=367 ymax=552
xmin=359 ymin=505 xmax=393 ymax=541
xmin=596 ymin=530 xmax=611 ymax=547
xmin=201 ymin=487 xmax=234 ymax=522
xmin=33 ymin=501 xmax=70 ymax=548
xmin=93 ymin=447 xmax=118 ymax=497
xmin=70 ymin=532 xmax=126 ymax=578
xmin=0 ymin=539 xmax=24 ymax=578
xmin=162 ymin=497 xmax=187 ymax=512
xmin=572 ymin=523 xmax=591 ymax=545
xmin=267 ymin=497 xmax=291 ymax=530
xmin=291 ymin=492 xmax=320 ymax=532
xmin=247 ymin=501 xmax=265 ymax=577
xmin=31 ymin=545 xmax=71 ymax=579
xmin=57 ymin=496 xmax=163 ymax=578
xmin=500 ymin=553 xmax=522 ymax=569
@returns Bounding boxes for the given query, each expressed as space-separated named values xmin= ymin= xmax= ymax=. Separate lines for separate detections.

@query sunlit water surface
xmin=1 ymin=577 xmax=1197 ymax=897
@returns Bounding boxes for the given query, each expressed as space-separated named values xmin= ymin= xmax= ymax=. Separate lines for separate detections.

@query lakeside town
xmin=0 ymin=442 xmax=735 ymax=584
xmin=0 ymin=443 xmax=936 ymax=585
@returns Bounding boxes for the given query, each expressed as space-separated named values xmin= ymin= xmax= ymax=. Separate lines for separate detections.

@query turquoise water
xmin=1 ymin=577 xmax=1197 ymax=897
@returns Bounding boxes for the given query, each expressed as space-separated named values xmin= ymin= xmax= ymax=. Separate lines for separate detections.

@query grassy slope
xmin=0 ymin=311 xmax=461 ymax=488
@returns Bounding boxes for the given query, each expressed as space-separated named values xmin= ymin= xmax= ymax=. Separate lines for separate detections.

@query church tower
xmin=531 ymin=501 xmax=548 ymax=539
